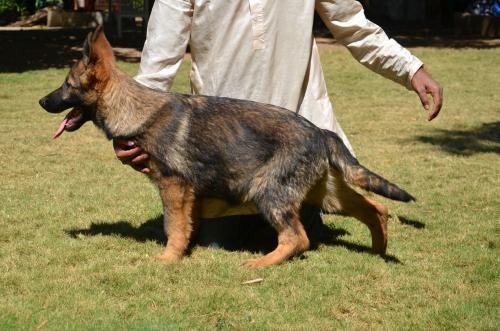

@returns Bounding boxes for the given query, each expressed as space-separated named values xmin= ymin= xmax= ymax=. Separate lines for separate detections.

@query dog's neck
xmin=94 ymin=69 xmax=169 ymax=139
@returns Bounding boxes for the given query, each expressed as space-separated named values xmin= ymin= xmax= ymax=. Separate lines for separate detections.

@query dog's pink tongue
xmin=53 ymin=118 xmax=69 ymax=139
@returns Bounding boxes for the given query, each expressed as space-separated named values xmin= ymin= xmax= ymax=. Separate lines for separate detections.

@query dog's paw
xmin=241 ymin=259 xmax=261 ymax=268
xmin=241 ymin=257 xmax=277 ymax=268
xmin=154 ymin=253 xmax=182 ymax=263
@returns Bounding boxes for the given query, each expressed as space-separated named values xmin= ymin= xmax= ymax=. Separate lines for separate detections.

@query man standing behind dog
xmin=114 ymin=0 xmax=443 ymax=247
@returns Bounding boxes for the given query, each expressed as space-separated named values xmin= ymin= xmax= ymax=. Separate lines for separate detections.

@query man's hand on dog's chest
xmin=113 ymin=139 xmax=150 ymax=174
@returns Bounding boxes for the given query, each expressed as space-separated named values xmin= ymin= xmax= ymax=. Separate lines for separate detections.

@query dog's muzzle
xmin=39 ymin=88 xmax=75 ymax=114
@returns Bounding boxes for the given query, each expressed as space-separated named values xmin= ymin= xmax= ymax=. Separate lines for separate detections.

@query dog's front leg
xmin=155 ymin=176 xmax=196 ymax=262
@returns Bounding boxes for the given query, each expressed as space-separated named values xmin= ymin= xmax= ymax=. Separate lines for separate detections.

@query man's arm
xmin=115 ymin=0 xmax=193 ymax=172
xmin=315 ymin=0 xmax=443 ymax=120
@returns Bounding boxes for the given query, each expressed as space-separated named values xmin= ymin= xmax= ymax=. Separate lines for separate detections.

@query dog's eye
xmin=64 ymin=80 xmax=77 ymax=89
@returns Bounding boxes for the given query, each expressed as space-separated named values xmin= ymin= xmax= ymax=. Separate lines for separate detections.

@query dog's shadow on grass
xmin=66 ymin=215 xmax=401 ymax=263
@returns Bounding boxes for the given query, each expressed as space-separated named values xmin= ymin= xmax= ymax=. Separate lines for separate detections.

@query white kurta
xmin=135 ymin=0 xmax=423 ymax=218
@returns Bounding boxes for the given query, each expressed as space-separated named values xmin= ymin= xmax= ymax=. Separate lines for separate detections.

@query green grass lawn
xmin=0 ymin=44 xmax=498 ymax=330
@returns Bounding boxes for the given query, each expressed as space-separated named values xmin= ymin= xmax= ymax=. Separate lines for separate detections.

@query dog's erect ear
xmin=81 ymin=25 xmax=115 ymax=66
xmin=82 ymin=32 xmax=92 ymax=64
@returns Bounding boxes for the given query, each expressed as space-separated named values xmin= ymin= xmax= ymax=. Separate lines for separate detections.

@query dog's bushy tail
xmin=323 ymin=130 xmax=416 ymax=202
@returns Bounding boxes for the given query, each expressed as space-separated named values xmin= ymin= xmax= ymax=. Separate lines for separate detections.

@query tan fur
xmin=313 ymin=170 xmax=388 ymax=254
xmin=98 ymin=77 xmax=166 ymax=137
xmin=242 ymin=209 xmax=309 ymax=268
xmin=166 ymin=112 xmax=191 ymax=171
xmin=155 ymin=177 xmax=197 ymax=262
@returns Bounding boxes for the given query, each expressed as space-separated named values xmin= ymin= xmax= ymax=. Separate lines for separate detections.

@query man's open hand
xmin=113 ymin=139 xmax=151 ymax=173
xmin=411 ymin=67 xmax=443 ymax=121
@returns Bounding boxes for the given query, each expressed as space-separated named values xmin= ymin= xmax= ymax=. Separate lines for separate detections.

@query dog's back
xmin=138 ymin=94 xmax=329 ymax=202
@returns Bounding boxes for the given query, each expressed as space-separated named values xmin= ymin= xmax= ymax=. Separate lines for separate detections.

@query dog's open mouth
xmin=53 ymin=108 xmax=88 ymax=139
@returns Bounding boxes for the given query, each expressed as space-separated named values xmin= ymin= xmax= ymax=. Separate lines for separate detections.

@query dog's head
xmin=39 ymin=25 xmax=115 ymax=139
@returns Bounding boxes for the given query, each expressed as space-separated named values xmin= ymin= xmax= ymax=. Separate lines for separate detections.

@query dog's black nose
xmin=39 ymin=97 xmax=47 ymax=109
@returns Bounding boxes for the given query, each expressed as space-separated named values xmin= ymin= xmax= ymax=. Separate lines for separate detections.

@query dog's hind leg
xmin=341 ymin=193 xmax=388 ymax=255
xmin=242 ymin=204 xmax=310 ymax=268
xmin=155 ymin=176 xmax=196 ymax=262
xmin=321 ymin=172 xmax=388 ymax=255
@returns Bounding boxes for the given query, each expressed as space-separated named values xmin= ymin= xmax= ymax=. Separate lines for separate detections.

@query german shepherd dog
xmin=39 ymin=27 xmax=415 ymax=267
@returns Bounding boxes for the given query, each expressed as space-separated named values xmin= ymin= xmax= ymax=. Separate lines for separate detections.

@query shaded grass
xmin=0 ymin=46 xmax=498 ymax=330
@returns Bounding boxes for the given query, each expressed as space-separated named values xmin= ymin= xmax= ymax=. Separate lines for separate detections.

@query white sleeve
xmin=315 ymin=0 xmax=423 ymax=89
xmin=134 ymin=0 xmax=193 ymax=91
